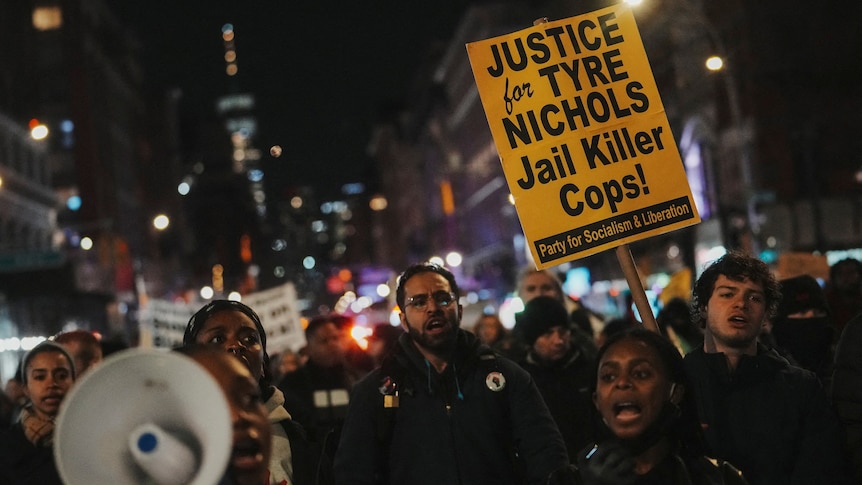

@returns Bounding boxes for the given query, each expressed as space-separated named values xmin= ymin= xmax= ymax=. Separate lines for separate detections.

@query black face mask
xmin=771 ymin=316 xmax=834 ymax=372
xmin=838 ymin=282 xmax=862 ymax=297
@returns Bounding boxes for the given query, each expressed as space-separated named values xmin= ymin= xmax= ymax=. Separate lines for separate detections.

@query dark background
xmin=115 ymin=2 xmax=471 ymax=199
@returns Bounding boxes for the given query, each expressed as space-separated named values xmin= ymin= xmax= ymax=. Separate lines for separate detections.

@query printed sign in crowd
xmin=467 ymin=4 xmax=700 ymax=268
xmin=140 ymin=282 xmax=305 ymax=354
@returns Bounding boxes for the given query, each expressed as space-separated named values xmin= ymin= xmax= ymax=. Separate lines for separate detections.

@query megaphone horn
xmin=54 ymin=348 xmax=232 ymax=485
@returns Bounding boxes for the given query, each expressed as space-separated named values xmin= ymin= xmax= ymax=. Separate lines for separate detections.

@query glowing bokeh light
xmin=31 ymin=124 xmax=49 ymax=140
xmin=706 ymin=55 xmax=724 ymax=71
xmin=445 ymin=251 xmax=463 ymax=267
xmin=303 ymin=256 xmax=316 ymax=270
xmin=153 ymin=214 xmax=170 ymax=231
xmin=66 ymin=195 xmax=82 ymax=211
xmin=80 ymin=237 xmax=94 ymax=250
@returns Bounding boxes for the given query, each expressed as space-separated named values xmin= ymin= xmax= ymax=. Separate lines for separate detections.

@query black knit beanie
xmin=516 ymin=296 xmax=570 ymax=345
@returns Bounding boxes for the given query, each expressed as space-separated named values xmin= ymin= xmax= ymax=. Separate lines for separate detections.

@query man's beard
xmin=404 ymin=315 xmax=459 ymax=357
xmin=721 ymin=334 xmax=756 ymax=349
xmin=713 ymin=326 xmax=758 ymax=350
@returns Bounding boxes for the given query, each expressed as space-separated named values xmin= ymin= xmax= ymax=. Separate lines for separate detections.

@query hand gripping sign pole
xmin=467 ymin=6 xmax=702 ymax=335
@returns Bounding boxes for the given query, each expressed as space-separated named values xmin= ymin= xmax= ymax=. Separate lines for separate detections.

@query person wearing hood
xmin=768 ymin=274 xmax=835 ymax=381
xmin=683 ymin=252 xmax=852 ymax=485
xmin=825 ymin=258 xmax=862 ymax=336
xmin=334 ymin=262 xmax=568 ymax=485
xmin=184 ymin=300 xmax=332 ymax=485
xmin=516 ymin=295 xmax=596 ymax=461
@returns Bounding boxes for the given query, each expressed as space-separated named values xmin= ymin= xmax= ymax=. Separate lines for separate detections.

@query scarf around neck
xmin=20 ymin=406 xmax=56 ymax=447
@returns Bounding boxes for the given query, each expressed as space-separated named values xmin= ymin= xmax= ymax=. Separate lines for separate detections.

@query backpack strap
xmin=373 ymin=348 xmax=516 ymax=482
xmin=373 ymin=353 xmax=414 ymax=484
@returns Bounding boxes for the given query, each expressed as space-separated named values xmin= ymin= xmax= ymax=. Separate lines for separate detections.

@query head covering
xmin=23 ymin=340 xmax=76 ymax=384
xmin=516 ymin=295 xmax=570 ymax=345
xmin=777 ymin=275 xmax=830 ymax=318
xmin=184 ymin=299 xmax=267 ymax=350
xmin=183 ymin=300 xmax=272 ymax=388
xmin=773 ymin=275 xmax=834 ymax=376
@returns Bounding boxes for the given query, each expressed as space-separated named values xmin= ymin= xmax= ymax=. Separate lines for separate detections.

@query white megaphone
xmin=54 ymin=348 xmax=232 ymax=485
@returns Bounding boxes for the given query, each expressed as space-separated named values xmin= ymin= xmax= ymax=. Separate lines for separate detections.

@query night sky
xmin=115 ymin=2 xmax=471 ymax=200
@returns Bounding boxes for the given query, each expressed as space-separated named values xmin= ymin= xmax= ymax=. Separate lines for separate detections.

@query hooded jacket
xmin=266 ymin=386 xmax=333 ymax=485
xmin=333 ymin=329 xmax=568 ymax=485
xmin=684 ymin=345 xmax=852 ymax=485
xmin=518 ymin=347 xmax=596 ymax=461
xmin=831 ymin=313 xmax=862 ymax=483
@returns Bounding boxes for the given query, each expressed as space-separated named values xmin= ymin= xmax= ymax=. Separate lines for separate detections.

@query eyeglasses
xmin=404 ymin=291 xmax=457 ymax=310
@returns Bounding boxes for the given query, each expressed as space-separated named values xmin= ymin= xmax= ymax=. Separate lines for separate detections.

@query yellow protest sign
xmin=467 ymin=4 xmax=700 ymax=269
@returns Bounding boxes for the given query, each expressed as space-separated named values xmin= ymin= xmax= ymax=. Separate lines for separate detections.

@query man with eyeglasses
xmin=334 ymin=262 xmax=568 ymax=485
xmin=684 ymin=251 xmax=852 ymax=484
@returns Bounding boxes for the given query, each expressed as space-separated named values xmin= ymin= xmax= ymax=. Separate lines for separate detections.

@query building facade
xmin=0 ymin=0 xmax=153 ymax=378
xmin=367 ymin=0 xmax=862 ymax=313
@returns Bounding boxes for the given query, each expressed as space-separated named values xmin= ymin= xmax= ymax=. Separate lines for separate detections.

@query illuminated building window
xmin=33 ymin=6 xmax=63 ymax=31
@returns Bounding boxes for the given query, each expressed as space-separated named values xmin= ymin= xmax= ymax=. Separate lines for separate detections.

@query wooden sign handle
xmin=615 ymin=244 xmax=661 ymax=334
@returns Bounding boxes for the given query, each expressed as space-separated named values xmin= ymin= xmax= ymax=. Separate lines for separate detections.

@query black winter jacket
xmin=334 ymin=329 xmax=568 ymax=485
xmin=519 ymin=348 xmax=596 ymax=461
xmin=831 ymin=313 xmax=862 ymax=483
xmin=684 ymin=345 xmax=852 ymax=485
xmin=549 ymin=452 xmax=749 ymax=485
xmin=0 ymin=422 xmax=62 ymax=485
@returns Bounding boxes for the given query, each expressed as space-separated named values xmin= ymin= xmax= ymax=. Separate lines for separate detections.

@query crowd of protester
xmin=0 ymin=254 xmax=860 ymax=484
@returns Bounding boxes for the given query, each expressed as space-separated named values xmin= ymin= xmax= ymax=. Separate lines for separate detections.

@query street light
xmin=153 ymin=214 xmax=170 ymax=231
xmin=705 ymin=55 xmax=724 ymax=71
xmin=29 ymin=119 xmax=49 ymax=140
xmin=707 ymin=45 xmax=761 ymax=253
xmin=632 ymin=0 xmax=760 ymax=253
xmin=445 ymin=251 xmax=463 ymax=268
xmin=177 ymin=180 xmax=191 ymax=196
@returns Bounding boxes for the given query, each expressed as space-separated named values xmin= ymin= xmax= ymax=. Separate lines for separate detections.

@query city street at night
xmin=1 ymin=1 xmax=861 ymax=483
